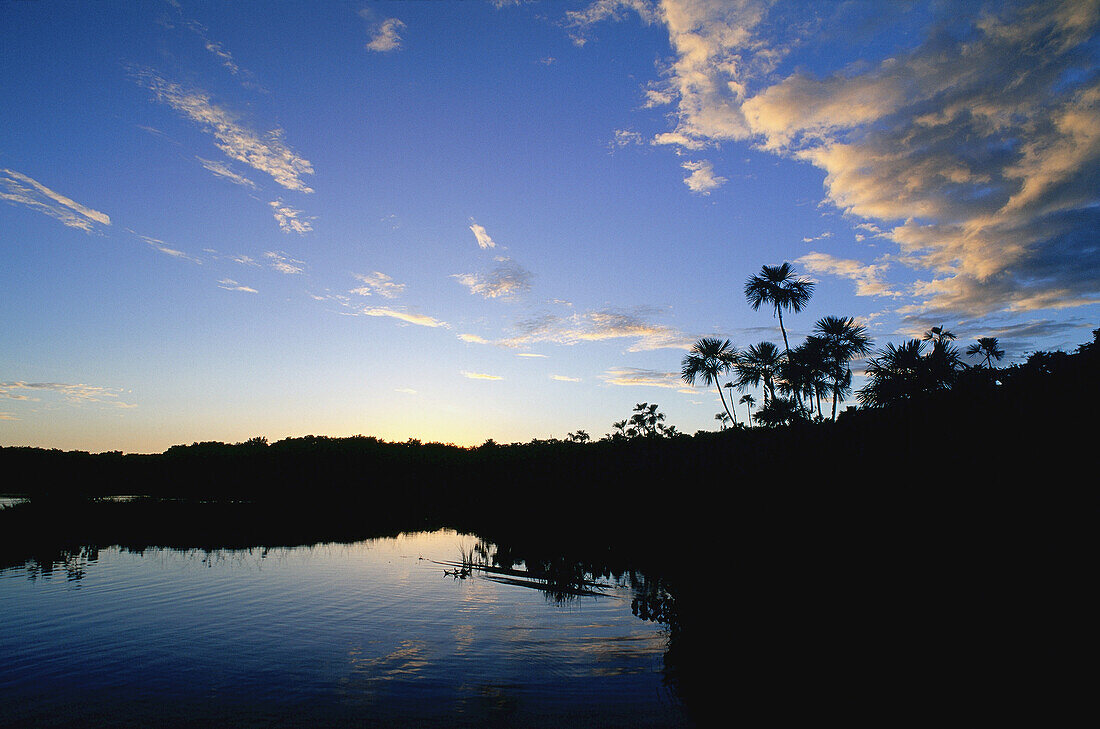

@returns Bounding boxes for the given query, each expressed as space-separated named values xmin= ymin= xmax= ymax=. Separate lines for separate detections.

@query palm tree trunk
xmin=715 ymin=382 xmax=734 ymax=423
xmin=831 ymin=377 xmax=839 ymax=420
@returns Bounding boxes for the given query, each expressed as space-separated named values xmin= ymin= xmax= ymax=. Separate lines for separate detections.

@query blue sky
xmin=2 ymin=0 xmax=1098 ymax=451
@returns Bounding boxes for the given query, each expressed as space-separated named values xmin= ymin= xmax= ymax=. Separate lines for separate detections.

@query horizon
xmin=2 ymin=0 xmax=1098 ymax=452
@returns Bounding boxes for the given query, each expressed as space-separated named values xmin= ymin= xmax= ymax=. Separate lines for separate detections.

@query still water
xmin=0 ymin=529 xmax=689 ymax=728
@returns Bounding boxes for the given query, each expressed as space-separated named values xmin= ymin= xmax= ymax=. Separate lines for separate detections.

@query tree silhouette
xmin=723 ymin=382 xmax=738 ymax=424
xmin=714 ymin=412 xmax=731 ymax=430
xmin=813 ymin=315 xmax=873 ymax=419
xmin=739 ymin=393 xmax=755 ymax=426
xmin=681 ymin=337 xmax=737 ymax=423
xmin=628 ymin=402 xmax=666 ymax=438
xmin=744 ymin=262 xmax=814 ymax=358
xmin=736 ymin=341 xmax=782 ymax=405
xmin=966 ymin=337 xmax=1005 ymax=369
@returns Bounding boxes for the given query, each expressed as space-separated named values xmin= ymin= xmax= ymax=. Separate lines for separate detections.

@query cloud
xmin=269 ymin=201 xmax=314 ymax=234
xmin=600 ymin=367 xmax=684 ymax=389
xmin=611 ymin=129 xmax=644 ymax=148
xmin=461 ymin=371 xmax=503 ymax=381
xmin=564 ymin=0 xmax=660 ymax=46
xmin=0 ymin=412 xmax=17 ymax=420
xmin=501 ymin=307 xmax=692 ymax=352
xmin=131 ymin=68 xmax=315 ymax=193
xmin=517 ymin=352 xmax=548 ymax=358
xmin=350 ymin=271 xmax=405 ymax=298
xmin=453 ymin=258 xmax=533 ymax=300
xmin=0 ymin=381 xmax=136 ymax=408
xmin=197 ymin=157 xmax=258 ymax=189
xmin=0 ymin=168 xmax=110 ymax=231
xmin=681 ymin=159 xmax=727 ymax=194
xmin=458 ymin=333 xmax=490 ymax=344
xmin=361 ymin=12 xmax=406 ymax=52
xmin=468 ymin=220 xmax=497 ymax=249
xmin=797 ymin=252 xmax=901 ymax=298
xmin=394 ymin=388 xmax=418 ymax=395
xmin=135 ymin=233 xmax=202 ymax=263
xmin=264 ymin=250 xmax=305 ymax=274
xmin=601 ymin=0 xmax=1100 ymax=319
xmin=217 ymin=278 xmax=258 ymax=293
xmin=359 ymin=307 xmax=446 ymax=328
xmin=551 ymin=375 xmax=581 ymax=382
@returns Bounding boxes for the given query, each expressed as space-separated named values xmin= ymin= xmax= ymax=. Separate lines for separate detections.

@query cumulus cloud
xmin=797 ymin=252 xmax=901 ymax=298
xmin=350 ymin=271 xmax=404 ymax=298
xmin=0 ymin=169 xmax=110 ymax=232
xmin=453 ymin=258 xmax=533 ymax=300
xmin=583 ymin=0 xmax=1100 ymax=319
xmin=681 ymin=159 xmax=727 ymax=194
xmin=269 ymin=201 xmax=314 ymax=234
xmin=131 ymin=68 xmax=315 ymax=193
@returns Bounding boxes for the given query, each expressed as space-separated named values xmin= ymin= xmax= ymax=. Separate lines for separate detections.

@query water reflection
xmin=0 ymin=528 xmax=690 ymax=728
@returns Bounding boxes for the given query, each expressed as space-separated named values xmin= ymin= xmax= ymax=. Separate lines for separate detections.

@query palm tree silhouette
xmin=714 ymin=412 xmax=731 ymax=430
xmin=813 ymin=315 xmax=873 ymax=419
xmin=723 ymin=382 xmax=739 ymax=423
xmin=736 ymin=341 xmax=782 ymax=405
xmin=739 ymin=393 xmax=755 ymax=426
xmin=681 ymin=337 xmax=738 ymax=423
xmin=966 ymin=337 xmax=1004 ymax=369
xmin=744 ymin=262 xmax=815 ymax=358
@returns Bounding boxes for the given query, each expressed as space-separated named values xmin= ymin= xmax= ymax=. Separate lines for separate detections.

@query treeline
xmin=3 ymin=324 xmax=1096 ymax=512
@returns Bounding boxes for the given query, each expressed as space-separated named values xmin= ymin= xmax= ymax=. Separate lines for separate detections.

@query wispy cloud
xmin=350 ymin=271 xmax=405 ymax=298
xmin=269 ymin=201 xmax=314 ymax=234
xmin=217 ymin=278 xmax=258 ymax=293
xmin=468 ymin=220 xmax=497 ymax=249
xmin=551 ymin=374 xmax=581 ymax=382
xmin=131 ymin=68 xmax=315 ymax=193
xmin=461 ymin=371 xmax=503 ymax=381
xmin=361 ymin=11 xmax=406 ymax=52
xmin=197 ymin=157 xmax=258 ymax=189
xmin=600 ymin=367 xmax=685 ymax=390
xmin=458 ymin=333 xmax=490 ymax=344
xmin=501 ymin=306 xmax=692 ymax=352
xmin=453 ymin=258 xmax=533 ymax=300
xmin=264 ymin=250 xmax=305 ymax=274
xmin=0 ymin=381 xmax=136 ymax=408
xmin=394 ymin=387 xmax=418 ymax=395
xmin=0 ymin=168 xmax=110 ymax=232
xmin=135 ymin=233 xmax=202 ymax=263
xmin=360 ymin=307 xmax=446 ymax=328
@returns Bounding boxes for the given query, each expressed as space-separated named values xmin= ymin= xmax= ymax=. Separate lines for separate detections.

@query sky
xmin=1 ymin=0 xmax=1098 ymax=452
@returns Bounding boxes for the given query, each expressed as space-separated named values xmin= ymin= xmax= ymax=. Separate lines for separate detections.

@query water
xmin=0 ymin=530 xmax=689 ymax=728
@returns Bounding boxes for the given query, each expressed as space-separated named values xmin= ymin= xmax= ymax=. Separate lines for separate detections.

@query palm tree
xmin=813 ymin=315 xmax=873 ymax=419
xmin=736 ymin=341 xmax=782 ymax=404
xmin=681 ymin=337 xmax=738 ymax=423
xmin=723 ymin=382 xmax=739 ymax=423
xmin=857 ymin=339 xmax=927 ymax=408
xmin=739 ymin=393 xmax=755 ymax=426
xmin=714 ymin=412 xmax=731 ymax=430
xmin=922 ymin=326 xmax=957 ymax=352
xmin=744 ymin=262 xmax=815 ymax=357
xmin=629 ymin=402 xmax=665 ymax=438
xmin=966 ymin=337 xmax=1004 ymax=369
